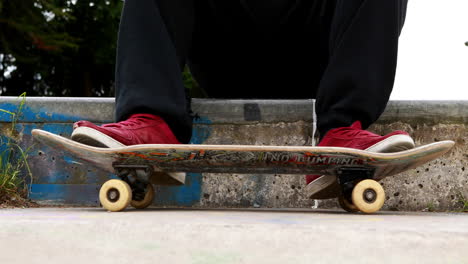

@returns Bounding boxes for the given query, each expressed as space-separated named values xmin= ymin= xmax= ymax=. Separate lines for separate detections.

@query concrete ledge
xmin=0 ymin=97 xmax=466 ymax=212
xmin=0 ymin=97 xmax=115 ymax=123
xmin=2 ymin=96 xmax=467 ymax=124
xmin=0 ymin=97 xmax=316 ymax=123
xmin=192 ymin=99 xmax=316 ymax=124
xmin=379 ymin=100 xmax=468 ymax=124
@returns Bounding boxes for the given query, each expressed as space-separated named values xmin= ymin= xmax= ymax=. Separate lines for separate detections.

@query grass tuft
xmin=456 ymin=192 xmax=468 ymax=213
xmin=0 ymin=93 xmax=36 ymax=208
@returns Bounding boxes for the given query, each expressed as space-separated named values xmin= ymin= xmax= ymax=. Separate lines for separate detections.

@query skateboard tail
xmin=32 ymin=129 xmax=187 ymax=185
xmin=373 ymin=141 xmax=455 ymax=180
xmin=32 ymin=129 xmax=116 ymax=173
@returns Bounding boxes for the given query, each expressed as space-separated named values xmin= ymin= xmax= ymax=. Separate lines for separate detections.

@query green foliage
xmin=0 ymin=1 xmax=201 ymax=98
xmin=183 ymin=66 xmax=206 ymax=98
xmin=0 ymin=93 xmax=33 ymax=198
xmin=0 ymin=0 xmax=123 ymax=96
xmin=0 ymin=0 xmax=77 ymax=57
xmin=425 ymin=202 xmax=436 ymax=212
xmin=457 ymin=192 xmax=468 ymax=212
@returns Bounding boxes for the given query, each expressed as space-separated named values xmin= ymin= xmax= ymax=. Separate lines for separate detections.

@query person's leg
xmin=305 ymin=0 xmax=412 ymax=200
xmin=316 ymin=0 xmax=408 ymax=138
xmin=115 ymin=0 xmax=194 ymax=143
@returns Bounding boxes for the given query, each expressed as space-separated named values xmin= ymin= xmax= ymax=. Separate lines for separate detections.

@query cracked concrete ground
xmin=0 ymin=208 xmax=467 ymax=264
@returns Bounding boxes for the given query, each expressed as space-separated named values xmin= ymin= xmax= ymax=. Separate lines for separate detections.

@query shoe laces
xmin=327 ymin=121 xmax=378 ymax=139
xmin=102 ymin=114 xmax=151 ymax=128
xmin=331 ymin=127 xmax=376 ymax=138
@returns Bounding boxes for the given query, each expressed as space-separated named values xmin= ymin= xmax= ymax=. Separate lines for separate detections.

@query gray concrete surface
xmin=0 ymin=207 xmax=467 ymax=264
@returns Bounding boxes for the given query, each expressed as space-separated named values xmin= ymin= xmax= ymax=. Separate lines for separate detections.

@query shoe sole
xmin=366 ymin=134 xmax=415 ymax=153
xmin=306 ymin=134 xmax=415 ymax=200
xmin=304 ymin=174 xmax=338 ymax=199
xmin=71 ymin=127 xmax=126 ymax=148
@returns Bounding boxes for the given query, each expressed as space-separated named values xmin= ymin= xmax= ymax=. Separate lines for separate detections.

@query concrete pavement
xmin=0 ymin=207 xmax=467 ymax=264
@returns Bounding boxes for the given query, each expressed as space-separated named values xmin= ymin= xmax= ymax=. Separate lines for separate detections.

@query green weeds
xmin=0 ymin=92 xmax=34 ymax=206
xmin=425 ymin=202 xmax=436 ymax=212
xmin=456 ymin=192 xmax=468 ymax=212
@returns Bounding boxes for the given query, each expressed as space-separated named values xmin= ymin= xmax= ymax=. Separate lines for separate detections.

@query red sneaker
xmin=71 ymin=113 xmax=181 ymax=147
xmin=305 ymin=121 xmax=415 ymax=199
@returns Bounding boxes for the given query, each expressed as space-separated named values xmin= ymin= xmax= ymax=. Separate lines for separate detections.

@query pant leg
xmin=115 ymin=0 xmax=194 ymax=143
xmin=316 ymin=0 xmax=408 ymax=136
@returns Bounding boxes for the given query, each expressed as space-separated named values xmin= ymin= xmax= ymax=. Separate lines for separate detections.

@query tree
xmin=0 ymin=0 xmax=122 ymax=96
xmin=0 ymin=0 xmax=200 ymax=97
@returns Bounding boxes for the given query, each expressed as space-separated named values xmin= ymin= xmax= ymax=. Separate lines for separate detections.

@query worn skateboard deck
xmin=32 ymin=129 xmax=454 ymax=213
xmin=32 ymin=129 xmax=454 ymax=181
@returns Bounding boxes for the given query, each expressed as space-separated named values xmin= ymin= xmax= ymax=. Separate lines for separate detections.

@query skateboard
xmin=32 ymin=129 xmax=454 ymax=213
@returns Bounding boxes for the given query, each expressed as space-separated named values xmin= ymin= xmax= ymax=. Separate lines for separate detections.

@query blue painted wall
xmin=0 ymin=99 xmax=211 ymax=206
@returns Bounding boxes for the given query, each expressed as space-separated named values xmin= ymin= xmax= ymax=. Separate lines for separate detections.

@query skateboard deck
xmin=32 ymin=129 xmax=454 ymax=213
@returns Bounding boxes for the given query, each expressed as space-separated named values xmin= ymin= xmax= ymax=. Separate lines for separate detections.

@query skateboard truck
xmin=336 ymin=167 xmax=375 ymax=196
xmin=336 ymin=167 xmax=378 ymax=212
xmin=93 ymin=164 xmax=158 ymax=211
xmin=94 ymin=163 xmax=187 ymax=212
xmin=112 ymin=163 xmax=186 ymax=204
xmin=113 ymin=163 xmax=186 ymax=186
xmin=114 ymin=165 xmax=153 ymax=202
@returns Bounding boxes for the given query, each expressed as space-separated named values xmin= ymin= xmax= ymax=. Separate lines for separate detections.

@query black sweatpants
xmin=115 ymin=0 xmax=408 ymax=143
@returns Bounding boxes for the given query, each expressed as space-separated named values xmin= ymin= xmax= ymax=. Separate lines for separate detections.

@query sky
xmin=391 ymin=0 xmax=468 ymax=100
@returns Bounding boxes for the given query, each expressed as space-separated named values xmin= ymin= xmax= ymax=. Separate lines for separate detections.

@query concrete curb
xmin=1 ymin=96 xmax=467 ymax=123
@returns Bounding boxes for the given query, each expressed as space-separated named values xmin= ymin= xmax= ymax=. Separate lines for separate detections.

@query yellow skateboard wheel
xmin=99 ymin=179 xmax=132 ymax=212
xmin=351 ymin=179 xmax=385 ymax=214
xmin=131 ymin=183 xmax=155 ymax=209
xmin=338 ymin=195 xmax=360 ymax=213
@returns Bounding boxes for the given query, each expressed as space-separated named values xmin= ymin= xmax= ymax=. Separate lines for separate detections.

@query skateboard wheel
xmin=99 ymin=179 xmax=132 ymax=212
xmin=351 ymin=179 xmax=385 ymax=214
xmin=131 ymin=183 xmax=155 ymax=209
xmin=338 ymin=195 xmax=359 ymax=213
